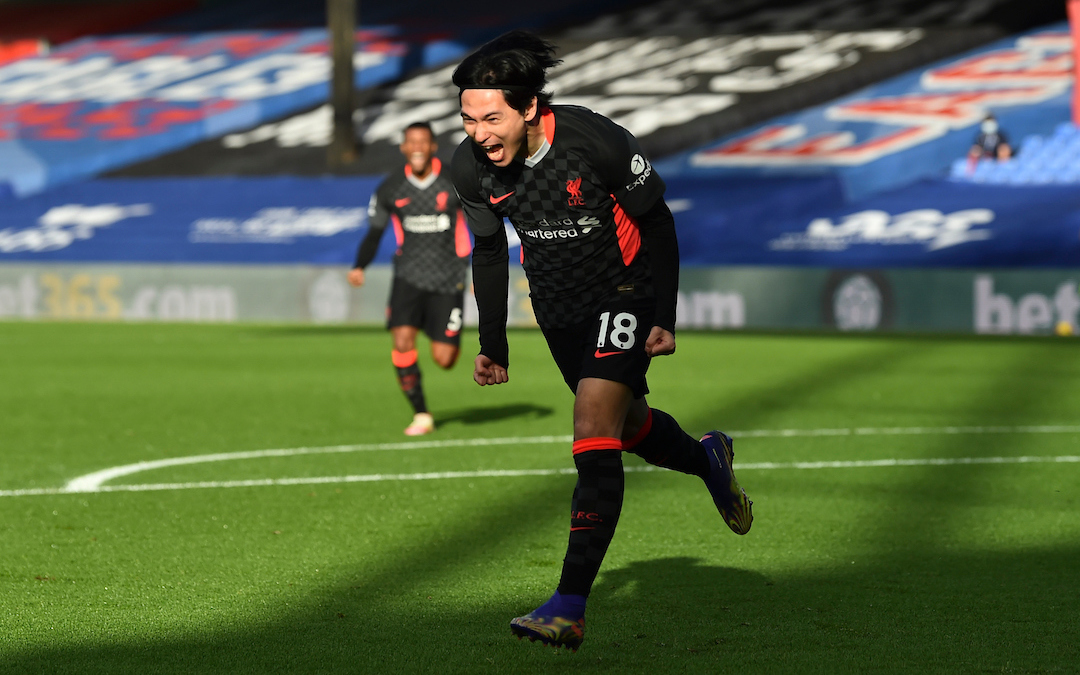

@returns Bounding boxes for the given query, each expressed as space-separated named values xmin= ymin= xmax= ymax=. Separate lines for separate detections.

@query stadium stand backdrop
xmin=0 ymin=0 xmax=644 ymax=198
xmin=0 ymin=1 xmax=1077 ymax=337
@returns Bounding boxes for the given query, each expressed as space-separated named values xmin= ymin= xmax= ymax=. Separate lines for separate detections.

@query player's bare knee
xmin=434 ymin=352 xmax=459 ymax=369
xmin=573 ymin=415 xmax=622 ymax=442
xmin=431 ymin=345 xmax=459 ymax=369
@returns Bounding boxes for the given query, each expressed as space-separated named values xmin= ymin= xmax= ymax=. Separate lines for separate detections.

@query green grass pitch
xmin=1 ymin=322 xmax=1078 ymax=674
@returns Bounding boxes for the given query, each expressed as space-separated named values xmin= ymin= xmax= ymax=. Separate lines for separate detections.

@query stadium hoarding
xmin=0 ymin=177 xmax=380 ymax=264
xmin=1 ymin=172 xmax=1077 ymax=335
xmin=673 ymin=267 xmax=1080 ymax=335
xmin=4 ymin=172 xmax=1079 ymax=268
xmin=2 ymin=263 xmax=1077 ymax=337
xmin=667 ymin=175 xmax=1080 ymax=269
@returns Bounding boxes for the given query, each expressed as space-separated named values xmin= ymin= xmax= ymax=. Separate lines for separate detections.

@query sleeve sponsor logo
xmin=624 ymin=155 xmax=653 ymax=192
xmin=769 ymin=208 xmax=994 ymax=252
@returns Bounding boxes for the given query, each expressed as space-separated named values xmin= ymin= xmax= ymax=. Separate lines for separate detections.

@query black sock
xmin=625 ymin=408 xmax=709 ymax=477
xmin=556 ymin=441 xmax=624 ymax=598
xmin=395 ymin=362 xmax=427 ymax=414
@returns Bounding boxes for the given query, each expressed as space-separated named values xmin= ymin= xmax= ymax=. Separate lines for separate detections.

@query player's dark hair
xmin=404 ymin=121 xmax=434 ymax=138
xmin=451 ymin=30 xmax=561 ymax=113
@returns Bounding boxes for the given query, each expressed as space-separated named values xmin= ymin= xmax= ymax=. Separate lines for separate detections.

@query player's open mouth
xmin=483 ymin=143 xmax=504 ymax=161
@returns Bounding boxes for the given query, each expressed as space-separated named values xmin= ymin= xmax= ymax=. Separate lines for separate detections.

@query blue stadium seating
xmin=949 ymin=121 xmax=1080 ymax=185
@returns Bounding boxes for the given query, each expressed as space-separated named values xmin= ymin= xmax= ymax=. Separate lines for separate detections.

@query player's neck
xmin=409 ymin=161 xmax=434 ymax=180
xmin=526 ymin=114 xmax=547 ymax=159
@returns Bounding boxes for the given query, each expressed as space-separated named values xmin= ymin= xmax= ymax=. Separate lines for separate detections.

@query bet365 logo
xmin=975 ymin=275 xmax=1079 ymax=335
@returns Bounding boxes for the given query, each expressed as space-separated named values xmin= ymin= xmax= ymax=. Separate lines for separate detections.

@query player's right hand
xmin=473 ymin=354 xmax=508 ymax=386
xmin=347 ymin=268 xmax=365 ymax=287
xmin=645 ymin=326 xmax=676 ymax=356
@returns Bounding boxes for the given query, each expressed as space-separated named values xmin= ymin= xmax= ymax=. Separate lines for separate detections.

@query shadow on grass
xmin=8 ymin=545 xmax=1078 ymax=675
xmin=435 ymin=403 xmax=556 ymax=427
xmin=670 ymin=331 xmax=930 ymax=435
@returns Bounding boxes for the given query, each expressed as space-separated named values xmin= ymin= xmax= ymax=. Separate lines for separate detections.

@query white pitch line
xmin=0 ymin=425 xmax=1077 ymax=498
xmin=2 ymin=456 xmax=1079 ymax=498
xmin=733 ymin=425 xmax=1080 ymax=438
xmin=61 ymin=435 xmax=574 ymax=493
xmin=63 ymin=424 xmax=1080 ymax=493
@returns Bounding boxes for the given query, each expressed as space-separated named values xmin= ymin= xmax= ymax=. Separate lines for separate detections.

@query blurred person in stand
xmin=968 ymin=113 xmax=1012 ymax=170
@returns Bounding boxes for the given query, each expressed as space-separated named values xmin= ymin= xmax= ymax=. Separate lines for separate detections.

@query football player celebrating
xmin=349 ymin=122 xmax=471 ymax=436
xmin=449 ymin=31 xmax=753 ymax=650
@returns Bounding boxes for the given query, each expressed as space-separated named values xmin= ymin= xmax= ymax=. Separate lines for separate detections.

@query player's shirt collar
xmin=405 ymin=157 xmax=441 ymax=190
xmin=524 ymin=108 xmax=556 ymax=168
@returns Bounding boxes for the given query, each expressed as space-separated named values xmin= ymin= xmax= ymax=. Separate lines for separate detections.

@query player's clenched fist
xmin=473 ymin=354 xmax=508 ymax=385
xmin=645 ymin=326 xmax=676 ymax=356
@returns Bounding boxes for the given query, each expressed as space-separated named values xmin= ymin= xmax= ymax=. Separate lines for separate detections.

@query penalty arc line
xmin=0 ymin=425 xmax=1078 ymax=498
xmin=61 ymin=435 xmax=574 ymax=493
xmin=1 ymin=455 xmax=1079 ymax=497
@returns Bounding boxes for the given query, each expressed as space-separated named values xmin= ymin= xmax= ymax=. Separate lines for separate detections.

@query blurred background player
xmin=348 ymin=122 xmax=472 ymax=436
xmin=450 ymin=30 xmax=753 ymax=651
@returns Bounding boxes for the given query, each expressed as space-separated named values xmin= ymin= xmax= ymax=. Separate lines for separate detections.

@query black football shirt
xmin=363 ymin=158 xmax=471 ymax=294
xmin=451 ymin=105 xmax=666 ymax=329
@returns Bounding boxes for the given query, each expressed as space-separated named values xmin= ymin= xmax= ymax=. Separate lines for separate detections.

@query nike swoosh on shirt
xmin=395 ymin=198 xmax=411 ymax=207
xmin=594 ymin=349 xmax=623 ymax=358
xmin=488 ymin=191 xmax=515 ymax=204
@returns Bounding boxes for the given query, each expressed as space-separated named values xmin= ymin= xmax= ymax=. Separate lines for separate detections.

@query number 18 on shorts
xmin=542 ymin=299 xmax=655 ymax=396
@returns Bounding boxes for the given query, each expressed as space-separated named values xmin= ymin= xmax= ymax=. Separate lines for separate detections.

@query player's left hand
xmin=473 ymin=354 xmax=509 ymax=385
xmin=645 ymin=326 xmax=676 ymax=357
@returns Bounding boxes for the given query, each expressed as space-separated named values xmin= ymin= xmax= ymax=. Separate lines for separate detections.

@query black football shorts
xmin=540 ymin=295 xmax=655 ymax=399
xmin=387 ymin=277 xmax=464 ymax=346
